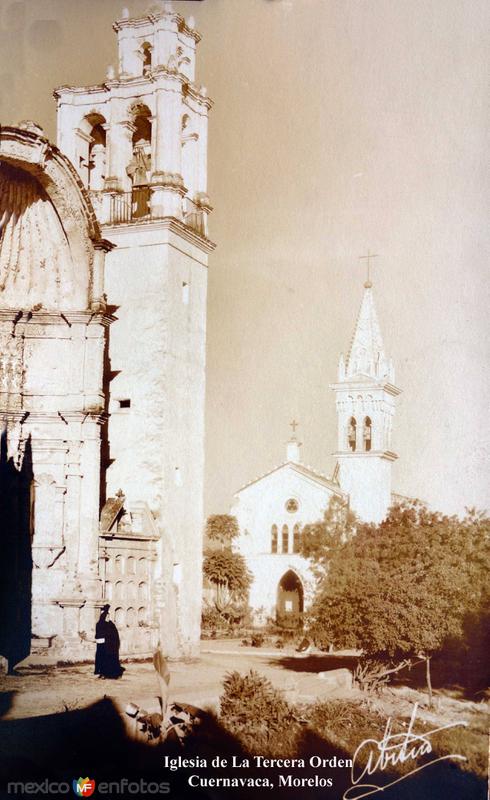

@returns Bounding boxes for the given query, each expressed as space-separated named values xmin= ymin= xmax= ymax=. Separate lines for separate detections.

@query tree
xmin=300 ymin=494 xmax=357 ymax=580
xmin=203 ymin=514 xmax=252 ymax=617
xmin=203 ymin=549 xmax=253 ymax=614
xmin=205 ymin=514 xmax=240 ymax=547
xmin=305 ymin=501 xmax=490 ymax=704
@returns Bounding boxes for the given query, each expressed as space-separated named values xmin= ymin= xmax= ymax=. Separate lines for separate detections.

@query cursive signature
xmin=343 ymin=702 xmax=467 ymax=799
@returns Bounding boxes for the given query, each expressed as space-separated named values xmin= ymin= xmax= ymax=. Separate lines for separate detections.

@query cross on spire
xmin=359 ymin=250 xmax=378 ymax=288
xmin=290 ymin=419 xmax=299 ymax=435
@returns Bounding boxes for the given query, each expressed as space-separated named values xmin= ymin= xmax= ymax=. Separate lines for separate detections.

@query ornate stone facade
xmin=0 ymin=126 xmax=113 ymax=664
xmin=53 ymin=7 xmax=214 ymax=659
xmin=1 ymin=7 xmax=214 ymax=664
xmin=99 ymin=494 xmax=161 ymax=656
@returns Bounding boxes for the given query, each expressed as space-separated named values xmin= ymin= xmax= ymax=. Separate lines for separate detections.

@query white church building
xmin=232 ymin=280 xmax=401 ymax=625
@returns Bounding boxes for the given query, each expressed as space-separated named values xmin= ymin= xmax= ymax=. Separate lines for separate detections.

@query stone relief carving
xmin=0 ymin=330 xmax=24 ymax=407
xmin=0 ymin=163 xmax=77 ymax=310
xmin=31 ymin=473 xmax=66 ymax=569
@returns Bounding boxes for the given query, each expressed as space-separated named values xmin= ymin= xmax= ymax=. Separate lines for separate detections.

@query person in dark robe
xmin=94 ymin=605 xmax=124 ymax=679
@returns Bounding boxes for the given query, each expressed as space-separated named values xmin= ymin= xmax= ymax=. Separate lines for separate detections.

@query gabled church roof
xmin=344 ymin=285 xmax=393 ymax=383
xmin=236 ymin=460 xmax=346 ymax=496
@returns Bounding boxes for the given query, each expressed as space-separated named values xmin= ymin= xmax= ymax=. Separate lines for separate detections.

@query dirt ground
xmin=1 ymin=639 xmax=487 ymax=735
xmin=0 ymin=641 xmax=360 ymax=720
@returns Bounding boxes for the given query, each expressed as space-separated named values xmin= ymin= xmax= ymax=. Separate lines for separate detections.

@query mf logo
xmin=72 ymin=778 xmax=96 ymax=797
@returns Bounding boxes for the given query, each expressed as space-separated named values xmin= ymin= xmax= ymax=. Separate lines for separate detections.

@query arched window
xmin=271 ymin=524 xmax=278 ymax=554
xmin=79 ymin=113 xmax=107 ymax=191
xmin=364 ymin=416 xmax=372 ymax=451
xmin=127 ymin=103 xmax=152 ymax=217
xmin=142 ymin=42 xmax=152 ymax=71
xmin=282 ymin=524 xmax=289 ymax=554
xmin=293 ymin=524 xmax=301 ymax=553
xmin=348 ymin=417 xmax=357 ymax=451
xmin=130 ymin=104 xmax=152 ymax=154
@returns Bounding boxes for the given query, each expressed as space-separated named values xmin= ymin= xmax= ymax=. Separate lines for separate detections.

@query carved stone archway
xmin=0 ymin=125 xmax=110 ymax=311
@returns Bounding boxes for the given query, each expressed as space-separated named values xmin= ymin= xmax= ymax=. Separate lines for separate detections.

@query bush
xmin=201 ymin=606 xmax=225 ymax=631
xmin=201 ymin=603 xmax=252 ymax=639
xmin=276 ymin=611 xmax=304 ymax=630
xmin=219 ymin=670 xmax=299 ymax=756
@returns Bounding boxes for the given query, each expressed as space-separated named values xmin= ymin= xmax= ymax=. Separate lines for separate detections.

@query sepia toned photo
xmin=0 ymin=1 xmax=488 ymax=798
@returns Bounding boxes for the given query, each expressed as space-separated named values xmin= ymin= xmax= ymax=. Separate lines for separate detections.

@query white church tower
xmin=54 ymin=3 xmax=214 ymax=657
xmin=331 ymin=278 xmax=401 ymax=523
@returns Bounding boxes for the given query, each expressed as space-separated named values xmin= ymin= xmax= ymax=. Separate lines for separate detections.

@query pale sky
xmin=1 ymin=0 xmax=488 ymax=517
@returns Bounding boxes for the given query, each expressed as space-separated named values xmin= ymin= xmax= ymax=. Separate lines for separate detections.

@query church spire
xmin=331 ymin=274 xmax=401 ymax=524
xmin=344 ymin=284 xmax=394 ymax=383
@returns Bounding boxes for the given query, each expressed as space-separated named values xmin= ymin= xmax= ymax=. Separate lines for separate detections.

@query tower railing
xmin=100 ymin=187 xmax=208 ymax=237
xmin=182 ymin=196 xmax=208 ymax=238
xmin=109 ymin=187 xmax=151 ymax=223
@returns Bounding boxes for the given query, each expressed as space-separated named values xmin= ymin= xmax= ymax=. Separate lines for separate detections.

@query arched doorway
xmin=276 ymin=570 xmax=303 ymax=628
xmin=127 ymin=103 xmax=152 ymax=218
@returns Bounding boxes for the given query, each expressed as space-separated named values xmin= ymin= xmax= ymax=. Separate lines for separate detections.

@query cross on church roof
xmin=359 ymin=250 xmax=378 ymax=288
xmin=290 ymin=419 xmax=299 ymax=434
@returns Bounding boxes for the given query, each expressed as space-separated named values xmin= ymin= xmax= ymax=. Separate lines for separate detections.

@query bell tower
xmin=331 ymin=279 xmax=401 ymax=523
xmin=54 ymin=2 xmax=214 ymax=657
xmin=55 ymin=2 xmax=211 ymax=227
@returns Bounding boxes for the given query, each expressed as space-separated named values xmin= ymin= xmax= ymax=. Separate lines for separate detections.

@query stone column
xmin=117 ymin=28 xmax=141 ymax=77
xmin=77 ymin=418 xmax=103 ymax=579
xmin=157 ymin=530 xmax=180 ymax=659
xmin=119 ymin=121 xmax=136 ymax=193
xmin=338 ymin=405 xmax=346 ymax=451
xmin=153 ymin=13 xmax=179 ymax=68
xmin=102 ymin=123 xmax=121 ymax=192
xmin=150 ymin=80 xmax=185 ymax=218
xmin=63 ymin=431 xmax=83 ymax=581
xmin=196 ymin=103 xmax=208 ymax=195
xmin=55 ymin=595 xmax=86 ymax=657
xmin=74 ymin=128 xmax=92 ymax=186
xmin=91 ymin=245 xmax=106 ymax=312
xmin=356 ymin=406 xmax=364 ymax=452
xmin=90 ymin=144 xmax=106 ymax=191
